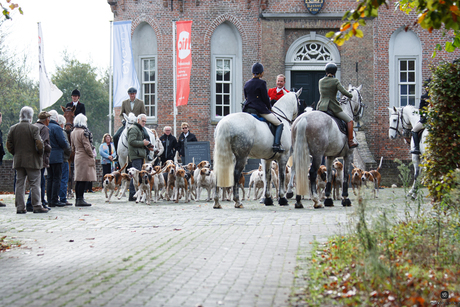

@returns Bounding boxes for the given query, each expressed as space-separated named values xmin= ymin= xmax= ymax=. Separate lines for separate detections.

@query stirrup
xmin=273 ymin=145 xmax=285 ymax=153
xmin=410 ymin=149 xmax=421 ymax=155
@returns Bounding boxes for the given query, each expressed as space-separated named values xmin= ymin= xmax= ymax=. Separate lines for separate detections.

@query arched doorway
xmin=285 ymin=32 xmax=341 ymax=107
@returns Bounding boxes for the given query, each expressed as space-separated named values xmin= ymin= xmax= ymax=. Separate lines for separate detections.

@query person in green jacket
xmin=316 ymin=62 xmax=358 ymax=148
xmin=127 ymin=114 xmax=152 ymax=201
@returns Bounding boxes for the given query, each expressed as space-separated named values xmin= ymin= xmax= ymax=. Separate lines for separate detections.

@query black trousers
xmin=75 ymin=181 xmax=89 ymax=199
xmin=47 ymin=163 xmax=62 ymax=204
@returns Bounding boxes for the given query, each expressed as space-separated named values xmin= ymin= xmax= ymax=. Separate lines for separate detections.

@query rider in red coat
xmin=268 ymin=74 xmax=289 ymax=106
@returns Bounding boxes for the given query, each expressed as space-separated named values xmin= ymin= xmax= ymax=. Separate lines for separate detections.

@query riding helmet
xmin=252 ymin=62 xmax=264 ymax=75
xmin=71 ymin=89 xmax=80 ymax=97
xmin=127 ymin=87 xmax=137 ymax=94
xmin=325 ymin=62 xmax=337 ymax=75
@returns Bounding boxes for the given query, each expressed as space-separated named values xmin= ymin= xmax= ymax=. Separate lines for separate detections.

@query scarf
xmin=75 ymin=123 xmax=95 ymax=150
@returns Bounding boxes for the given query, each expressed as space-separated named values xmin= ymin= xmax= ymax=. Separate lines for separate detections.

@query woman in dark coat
xmin=242 ymin=62 xmax=285 ymax=153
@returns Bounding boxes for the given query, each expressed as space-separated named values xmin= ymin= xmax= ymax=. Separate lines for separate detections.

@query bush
xmin=422 ymin=61 xmax=460 ymax=204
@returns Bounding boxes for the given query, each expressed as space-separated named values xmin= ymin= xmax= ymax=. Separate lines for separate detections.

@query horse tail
xmin=214 ymin=121 xmax=234 ymax=187
xmin=294 ymin=116 xmax=310 ymax=195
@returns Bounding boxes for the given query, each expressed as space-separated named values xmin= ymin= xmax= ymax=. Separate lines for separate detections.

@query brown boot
xmin=347 ymin=121 xmax=358 ymax=148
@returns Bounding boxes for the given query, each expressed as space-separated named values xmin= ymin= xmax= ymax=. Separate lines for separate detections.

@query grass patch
xmin=295 ymin=161 xmax=460 ymax=306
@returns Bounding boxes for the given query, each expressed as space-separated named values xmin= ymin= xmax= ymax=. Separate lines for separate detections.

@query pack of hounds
xmin=102 ymin=156 xmax=382 ymax=204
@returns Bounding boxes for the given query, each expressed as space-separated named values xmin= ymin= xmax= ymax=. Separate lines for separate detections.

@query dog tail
xmin=119 ymin=162 xmax=128 ymax=172
xmin=214 ymin=119 xmax=235 ymax=187
xmin=377 ymin=156 xmax=383 ymax=172
xmin=293 ymin=116 xmax=310 ymax=196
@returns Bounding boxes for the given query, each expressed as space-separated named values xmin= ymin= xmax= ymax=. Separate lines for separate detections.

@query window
xmin=215 ymin=58 xmax=232 ymax=117
xmin=142 ymin=57 xmax=156 ymax=117
xmin=399 ymin=59 xmax=416 ymax=106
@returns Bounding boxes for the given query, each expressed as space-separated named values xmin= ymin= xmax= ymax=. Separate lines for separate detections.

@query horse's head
xmin=347 ymin=84 xmax=364 ymax=122
xmin=61 ymin=105 xmax=76 ymax=129
xmin=123 ymin=112 xmax=137 ymax=129
xmin=388 ymin=106 xmax=401 ymax=140
xmin=272 ymin=88 xmax=303 ymax=123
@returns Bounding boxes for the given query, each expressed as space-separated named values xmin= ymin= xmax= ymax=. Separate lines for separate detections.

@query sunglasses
xmin=182 ymin=127 xmax=188 ymax=129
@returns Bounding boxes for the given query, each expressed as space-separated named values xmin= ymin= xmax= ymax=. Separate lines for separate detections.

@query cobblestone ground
xmin=0 ymin=187 xmax=426 ymax=307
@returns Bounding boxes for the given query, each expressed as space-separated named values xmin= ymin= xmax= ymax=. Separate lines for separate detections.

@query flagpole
xmin=109 ymin=21 xmax=113 ymax=136
xmin=173 ymin=20 xmax=177 ymax=137
xmin=38 ymin=22 xmax=42 ymax=111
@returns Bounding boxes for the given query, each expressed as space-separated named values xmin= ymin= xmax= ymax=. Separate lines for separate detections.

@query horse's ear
xmin=296 ymin=88 xmax=303 ymax=98
xmin=393 ymin=106 xmax=397 ymax=112
xmin=61 ymin=105 xmax=65 ymax=112
xmin=123 ymin=113 xmax=128 ymax=121
xmin=71 ymin=105 xmax=76 ymax=113
xmin=357 ymin=84 xmax=363 ymax=92
xmin=348 ymin=84 xmax=352 ymax=91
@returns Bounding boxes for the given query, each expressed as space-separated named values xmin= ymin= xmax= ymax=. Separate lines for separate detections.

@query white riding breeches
xmin=261 ymin=113 xmax=282 ymax=126
xmin=412 ymin=122 xmax=424 ymax=132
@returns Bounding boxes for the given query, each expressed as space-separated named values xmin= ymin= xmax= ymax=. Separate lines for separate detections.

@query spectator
xmin=71 ymin=113 xmax=96 ymax=206
xmin=26 ymin=111 xmax=52 ymax=211
xmin=47 ymin=110 xmax=71 ymax=207
xmin=160 ymin=126 xmax=177 ymax=165
xmin=127 ymin=114 xmax=152 ymax=201
xmin=65 ymin=89 xmax=85 ymax=116
xmin=99 ymin=133 xmax=116 ymax=185
xmin=6 ymin=106 xmax=48 ymax=214
xmin=0 ymin=112 xmax=6 ymax=207
xmin=57 ymin=115 xmax=72 ymax=206
xmin=176 ymin=122 xmax=197 ymax=162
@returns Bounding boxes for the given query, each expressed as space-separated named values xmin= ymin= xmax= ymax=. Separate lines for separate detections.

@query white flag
xmin=112 ymin=21 xmax=140 ymax=108
xmin=38 ymin=22 xmax=63 ymax=111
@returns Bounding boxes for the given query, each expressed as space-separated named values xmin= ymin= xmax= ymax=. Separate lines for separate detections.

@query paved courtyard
xmin=0 ymin=187 xmax=425 ymax=307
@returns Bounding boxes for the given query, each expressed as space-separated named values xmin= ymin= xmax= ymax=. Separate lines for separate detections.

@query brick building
xmin=107 ymin=0 xmax=459 ymax=185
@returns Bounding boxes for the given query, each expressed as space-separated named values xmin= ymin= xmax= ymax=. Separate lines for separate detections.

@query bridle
xmin=120 ymin=119 xmax=136 ymax=150
xmin=340 ymin=88 xmax=365 ymax=122
xmin=271 ymin=94 xmax=299 ymax=125
xmin=389 ymin=106 xmax=412 ymax=137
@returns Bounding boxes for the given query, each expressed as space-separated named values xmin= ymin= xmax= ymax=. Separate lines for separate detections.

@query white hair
xmin=74 ymin=113 xmax=87 ymax=127
xmin=137 ymin=113 xmax=147 ymax=121
xmin=19 ymin=106 xmax=34 ymax=123
xmin=49 ymin=110 xmax=58 ymax=122
xmin=57 ymin=115 xmax=66 ymax=126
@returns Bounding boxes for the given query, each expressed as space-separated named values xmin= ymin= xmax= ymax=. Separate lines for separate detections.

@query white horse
xmin=117 ymin=112 xmax=161 ymax=170
xmin=388 ymin=105 xmax=428 ymax=198
xmin=290 ymin=85 xmax=364 ymax=208
xmin=213 ymin=89 xmax=303 ymax=209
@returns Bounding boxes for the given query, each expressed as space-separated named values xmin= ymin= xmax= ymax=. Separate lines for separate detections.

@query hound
xmin=316 ymin=165 xmax=327 ymax=200
xmin=127 ymin=167 xmax=141 ymax=196
xmin=152 ymin=165 xmax=165 ymax=202
xmin=165 ymin=164 xmax=176 ymax=201
xmin=175 ymin=168 xmax=190 ymax=203
xmin=134 ymin=170 xmax=154 ymax=205
xmin=362 ymin=157 xmax=383 ymax=198
xmin=351 ymin=164 xmax=363 ymax=196
xmin=332 ymin=159 xmax=344 ymax=201
xmin=247 ymin=167 xmax=264 ymax=200
xmin=196 ymin=167 xmax=216 ymax=201
xmin=102 ymin=162 xmax=128 ymax=202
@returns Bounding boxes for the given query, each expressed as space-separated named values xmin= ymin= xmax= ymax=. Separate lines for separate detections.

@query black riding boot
xmin=272 ymin=123 xmax=285 ymax=153
xmin=410 ymin=131 xmax=421 ymax=154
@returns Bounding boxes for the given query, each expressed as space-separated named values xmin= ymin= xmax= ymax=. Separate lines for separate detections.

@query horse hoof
xmin=342 ymin=199 xmax=352 ymax=207
xmin=286 ymin=192 xmax=294 ymax=199
xmin=324 ymin=198 xmax=334 ymax=207
xmin=295 ymin=202 xmax=304 ymax=209
xmin=235 ymin=204 xmax=244 ymax=209
xmin=213 ymin=204 xmax=222 ymax=209
xmin=278 ymin=197 xmax=288 ymax=206
xmin=264 ymin=197 xmax=274 ymax=206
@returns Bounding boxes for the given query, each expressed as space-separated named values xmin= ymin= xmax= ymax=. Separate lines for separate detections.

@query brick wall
xmin=0 ymin=160 xmax=105 ymax=193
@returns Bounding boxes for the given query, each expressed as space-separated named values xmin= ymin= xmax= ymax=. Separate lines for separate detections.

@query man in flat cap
xmin=26 ymin=111 xmax=52 ymax=211
xmin=65 ymin=89 xmax=85 ymax=116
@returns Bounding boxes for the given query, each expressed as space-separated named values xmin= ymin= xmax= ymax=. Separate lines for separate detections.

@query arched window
xmin=132 ymin=22 xmax=158 ymax=122
xmin=389 ymin=28 xmax=422 ymax=107
xmin=210 ymin=22 xmax=242 ymax=121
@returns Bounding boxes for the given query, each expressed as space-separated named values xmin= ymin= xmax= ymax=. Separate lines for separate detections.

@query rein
xmin=341 ymin=88 xmax=364 ymax=121
xmin=271 ymin=97 xmax=298 ymax=125
xmin=390 ymin=107 xmax=411 ymax=137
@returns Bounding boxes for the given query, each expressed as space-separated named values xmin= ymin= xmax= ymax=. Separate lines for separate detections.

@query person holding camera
xmin=127 ymin=114 xmax=153 ymax=201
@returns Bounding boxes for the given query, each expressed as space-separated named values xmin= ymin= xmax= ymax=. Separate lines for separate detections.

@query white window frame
xmin=212 ymin=56 xmax=234 ymax=120
xmin=398 ymin=58 xmax=417 ymax=107
xmin=140 ymin=56 xmax=157 ymax=123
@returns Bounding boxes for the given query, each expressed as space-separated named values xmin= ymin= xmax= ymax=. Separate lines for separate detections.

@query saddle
xmin=243 ymin=108 xmax=277 ymax=136
xmin=322 ymin=110 xmax=348 ymax=135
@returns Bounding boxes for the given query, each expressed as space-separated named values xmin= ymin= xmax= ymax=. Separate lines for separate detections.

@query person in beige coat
xmin=71 ymin=113 xmax=97 ymax=207
xmin=6 ymin=106 xmax=48 ymax=214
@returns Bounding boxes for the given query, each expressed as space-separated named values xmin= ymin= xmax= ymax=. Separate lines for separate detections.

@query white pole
xmin=173 ymin=21 xmax=177 ymax=137
xmin=109 ymin=21 xmax=113 ymax=136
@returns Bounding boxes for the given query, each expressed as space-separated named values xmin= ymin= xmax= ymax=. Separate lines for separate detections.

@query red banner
xmin=176 ymin=21 xmax=192 ymax=106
